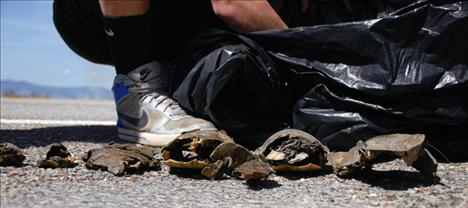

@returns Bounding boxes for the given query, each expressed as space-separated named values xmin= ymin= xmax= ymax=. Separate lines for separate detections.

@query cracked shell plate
xmin=208 ymin=142 xmax=274 ymax=180
xmin=162 ymin=130 xmax=233 ymax=169
xmin=38 ymin=143 xmax=76 ymax=168
xmin=327 ymin=134 xmax=439 ymax=183
xmin=83 ymin=143 xmax=159 ymax=176
xmin=256 ymin=129 xmax=329 ymax=172
xmin=0 ymin=142 xmax=25 ymax=167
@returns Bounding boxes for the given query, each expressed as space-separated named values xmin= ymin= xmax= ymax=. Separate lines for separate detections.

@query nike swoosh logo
xmin=105 ymin=29 xmax=114 ymax=37
xmin=140 ymin=68 xmax=151 ymax=81
xmin=118 ymin=111 xmax=148 ymax=129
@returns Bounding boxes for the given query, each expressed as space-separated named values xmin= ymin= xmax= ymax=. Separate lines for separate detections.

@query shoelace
xmin=140 ymin=92 xmax=186 ymax=117
xmin=123 ymin=78 xmax=185 ymax=117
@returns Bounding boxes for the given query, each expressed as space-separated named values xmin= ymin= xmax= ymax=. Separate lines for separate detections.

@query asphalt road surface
xmin=1 ymin=98 xmax=467 ymax=208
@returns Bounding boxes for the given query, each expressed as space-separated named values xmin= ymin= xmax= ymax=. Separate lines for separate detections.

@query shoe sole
xmin=118 ymin=128 xmax=179 ymax=146
xmin=117 ymin=127 xmax=217 ymax=147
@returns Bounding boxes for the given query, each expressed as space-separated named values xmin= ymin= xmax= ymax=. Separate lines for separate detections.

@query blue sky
xmin=1 ymin=1 xmax=115 ymax=88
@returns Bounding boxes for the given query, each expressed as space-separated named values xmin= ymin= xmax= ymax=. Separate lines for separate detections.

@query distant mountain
xmin=0 ymin=80 xmax=113 ymax=100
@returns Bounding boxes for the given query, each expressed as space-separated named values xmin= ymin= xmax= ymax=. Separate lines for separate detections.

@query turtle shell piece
xmin=206 ymin=142 xmax=274 ymax=180
xmin=162 ymin=130 xmax=234 ymax=170
xmin=83 ymin=143 xmax=159 ymax=176
xmin=365 ymin=134 xmax=425 ymax=165
xmin=327 ymin=134 xmax=439 ymax=183
xmin=163 ymin=130 xmax=273 ymax=180
xmin=38 ymin=143 xmax=76 ymax=169
xmin=256 ymin=129 xmax=330 ymax=172
xmin=0 ymin=142 xmax=25 ymax=167
xmin=327 ymin=141 xmax=368 ymax=177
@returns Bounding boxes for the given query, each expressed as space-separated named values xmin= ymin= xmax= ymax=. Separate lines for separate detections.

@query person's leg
xmin=99 ymin=0 xmax=150 ymax=74
xmin=99 ymin=1 xmax=216 ymax=146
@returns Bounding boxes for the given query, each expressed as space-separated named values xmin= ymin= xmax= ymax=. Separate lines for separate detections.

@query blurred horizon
xmin=1 ymin=79 xmax=113 ymax=99
xmin=1 ymin=1 xmax=115 ymax=88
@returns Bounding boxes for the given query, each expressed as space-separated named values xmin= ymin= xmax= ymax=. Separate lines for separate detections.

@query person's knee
xmin=99 ymin=0 xmax=149 ymax=17
xmin=211 ymin=0 xmax=242 ymax=19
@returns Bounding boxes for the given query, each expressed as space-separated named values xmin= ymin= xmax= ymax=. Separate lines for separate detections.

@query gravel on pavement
xmin=1 ymin=98 xmax=467 ymax=208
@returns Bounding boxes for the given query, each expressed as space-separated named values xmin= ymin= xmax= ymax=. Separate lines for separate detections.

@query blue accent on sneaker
xmin=112 ymin=82 xmax=129 ymax=102
xmin=116 ymin=117 xmax=124 ymax=128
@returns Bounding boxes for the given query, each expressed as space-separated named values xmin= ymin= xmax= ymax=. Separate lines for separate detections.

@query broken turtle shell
xmin=38 ymin=143 xmax=76 ymax=168
xmin=162 ymin=130 xmax=273 ymax=180
xmin=328 ymin=134 xmax=439 ymax=183
xmin=256 ymin=129 xmax=330 ymax=172
xmin=206 ymin=142 xmax=274 ymax=181
xmin=83 ymin=143 xmax=159 ymax=176
xmin=0 ymin=142 xmax=25 ymax=167
xmin=162 ymin=130 xmax=234 ymax=170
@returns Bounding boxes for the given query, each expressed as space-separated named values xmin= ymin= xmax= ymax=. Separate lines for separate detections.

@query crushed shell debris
xmin=83 ymin=143 xmax=160 ymax=176
xmin=0 ymin=130 xmax=440 ymax=184
xmin=38 ymin=143 xmax=77 ymax=169
xmin=0 ymin=142 xmax=25 ymax=167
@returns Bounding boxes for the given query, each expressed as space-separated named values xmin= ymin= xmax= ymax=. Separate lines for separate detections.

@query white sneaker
xmin=112 ymin=62 xmax=217 ymax=146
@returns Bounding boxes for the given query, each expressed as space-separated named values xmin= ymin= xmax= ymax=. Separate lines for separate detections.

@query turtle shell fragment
xmin=162 ymin=130 xmax=273 ymax=180
xmin=162 ymin=130 xmax=233 ymax=170
xmin=256 ymin=129 xmax=329 ymax=172
xmin=0 ymin=142 xmax=25 ymax=167
xmin=327 ymin=134 xmax=439 ymax=183
xmin=208 ymin=142 xmax=274 ymax=180
xmin=83 ymin=143 xmax=159 ymax=176
xmin=38 ymin=143 xmax=76 ymax=168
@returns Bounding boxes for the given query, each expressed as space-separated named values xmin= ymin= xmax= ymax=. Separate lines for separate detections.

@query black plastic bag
xmin=172 ymin=1 xmax=468 ymax=160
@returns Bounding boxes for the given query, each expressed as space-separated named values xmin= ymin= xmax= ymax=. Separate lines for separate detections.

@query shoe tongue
xmin=127 ymin=62 xmax=161 ymax=82
xmin=127 ymin=62 xmax=168 ymax=92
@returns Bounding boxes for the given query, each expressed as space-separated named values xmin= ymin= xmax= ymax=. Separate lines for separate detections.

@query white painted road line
xmin=0 ymin=119 xmax=115 ymax=126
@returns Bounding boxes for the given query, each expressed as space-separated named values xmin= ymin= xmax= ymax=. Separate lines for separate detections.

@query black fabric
xmin=103 ymin=15 xmax=150 ymax=74
xmin=54 ymin=0 xmax=468 ymax=159
xmin=275 ymin=0 xmax=415 ymax=27
xmin=53 ymin=0 xmax=406 ymax=66
xmin=53 ymin=0 xmax=110 ymax=65
xmin=53 ymin=0 xmax=229 ymax=65
xmin=151 ymin=0 xmax=413 ymax=58
xmin=148 ymin=1 xmax=229 ymax=62
xmin=171 ymin=1 xmax=468 ymax=160
xmin=172 ymin=31 xmax=291 ymax=148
